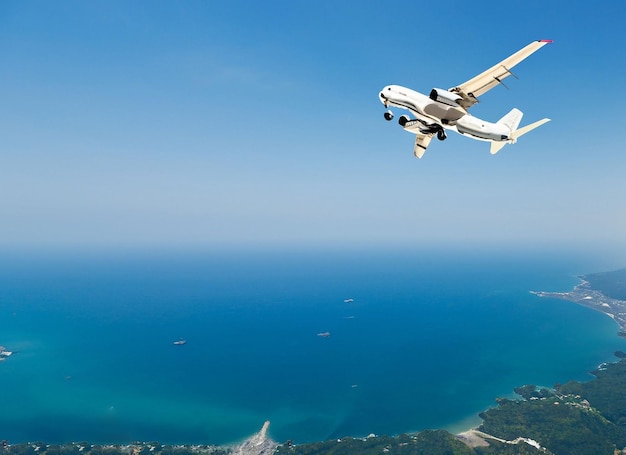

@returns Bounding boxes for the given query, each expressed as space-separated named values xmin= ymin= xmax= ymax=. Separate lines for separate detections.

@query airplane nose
xmin=379 ymin=91 xmax=388 ymax=107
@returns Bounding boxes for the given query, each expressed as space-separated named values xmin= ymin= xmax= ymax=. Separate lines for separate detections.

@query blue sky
xmin=0 ymin=1 xmax=625 ymax=256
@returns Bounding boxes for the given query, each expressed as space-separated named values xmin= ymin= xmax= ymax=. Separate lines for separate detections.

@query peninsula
xmin=530 ymin=268 xmax=626 ymax=336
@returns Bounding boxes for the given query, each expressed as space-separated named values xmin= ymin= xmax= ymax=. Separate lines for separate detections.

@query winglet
xmin=539 ymin=39 xmax=554 ymax=43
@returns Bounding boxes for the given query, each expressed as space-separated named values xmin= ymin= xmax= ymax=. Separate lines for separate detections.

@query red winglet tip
xmin=539 ymin=39 xmax=553 ymax=43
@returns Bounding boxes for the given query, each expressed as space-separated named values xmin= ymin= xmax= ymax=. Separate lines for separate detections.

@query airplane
xmin=378 ymin=40 xmax=552 ymax=158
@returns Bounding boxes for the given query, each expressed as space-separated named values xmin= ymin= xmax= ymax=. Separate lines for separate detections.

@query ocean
xmin=0 ymin=248 xmax=624 ymax=445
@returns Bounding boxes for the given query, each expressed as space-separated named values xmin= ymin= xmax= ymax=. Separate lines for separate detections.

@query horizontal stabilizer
xmin=490 ymin=141 xmax=507 ymax=155
xmin=489 ymin=117 xmax=551 ymax=155
xmin=511 ymin=118 xmax=551 ymax=140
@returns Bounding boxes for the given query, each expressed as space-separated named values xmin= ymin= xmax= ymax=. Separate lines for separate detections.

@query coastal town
xmin=0 ymin=422 xmax=277 ymax=455
xmin=531 ymin=276 xmax=626 ymax=336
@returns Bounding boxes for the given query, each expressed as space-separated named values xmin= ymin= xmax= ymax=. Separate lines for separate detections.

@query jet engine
xmin=398 ymin=115 xmax=410 ymax=127
xmin=429 ymin=88 xmax=463 ymax=108
xmin=384 ymin=110 xmax=394 ymax=121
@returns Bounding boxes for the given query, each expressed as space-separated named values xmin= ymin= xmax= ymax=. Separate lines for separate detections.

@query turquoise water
xmin=0 ymin=248 xmax=624 ymax=445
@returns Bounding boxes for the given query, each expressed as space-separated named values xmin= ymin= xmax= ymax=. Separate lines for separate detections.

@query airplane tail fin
xmin=497 ymin=108 xmax=524 ymax=132
xmin=490 ymin=108 xmax=523 ymax=155
xmin=490 ymin=110 xmax=550 ymax=155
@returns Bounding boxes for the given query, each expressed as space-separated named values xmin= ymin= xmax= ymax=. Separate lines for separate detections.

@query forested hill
xmin=584 ymin=268 xmax=626 ymax=300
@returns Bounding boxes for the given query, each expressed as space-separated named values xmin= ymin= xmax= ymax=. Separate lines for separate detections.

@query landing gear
xmin=437 ymin=129 xmax=447 ymax=141
xmin=384 ymin=110 xmax=394 ymax=121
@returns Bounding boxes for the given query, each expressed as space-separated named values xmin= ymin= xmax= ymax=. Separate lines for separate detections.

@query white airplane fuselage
xmin=379 ymin=84 xmax=511 ymax=142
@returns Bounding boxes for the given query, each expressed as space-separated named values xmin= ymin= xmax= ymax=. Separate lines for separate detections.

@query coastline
xmin=530 ymin=276 xmax=626 ymax=336
xmin=450 ymin=273 xmax=626 ymax=448
xmin=3 ymin=259 xmax=625 ymax=452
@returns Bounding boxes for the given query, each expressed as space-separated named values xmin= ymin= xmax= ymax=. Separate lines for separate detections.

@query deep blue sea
xmin=1 ymin=248 xmax=625 ymax=445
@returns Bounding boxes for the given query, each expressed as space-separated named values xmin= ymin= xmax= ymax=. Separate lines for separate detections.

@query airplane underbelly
xmin=455 ymin=116 xmax=508 ymax=141
xmin=423 ymin=102 xmax=465 ymax=122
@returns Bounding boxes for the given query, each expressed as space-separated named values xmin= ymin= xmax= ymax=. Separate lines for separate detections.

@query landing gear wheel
xmin=384 ymin=110 xmax=394 ymax=121
xmin=437 ymin=129 xmax=447 ymax=141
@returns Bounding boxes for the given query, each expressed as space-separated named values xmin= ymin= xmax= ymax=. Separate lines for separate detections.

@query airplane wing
xmin=449 ymin=40 xmax=552 ymax=109
xmin=413 ymin=132 xmax=434 ymax=159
